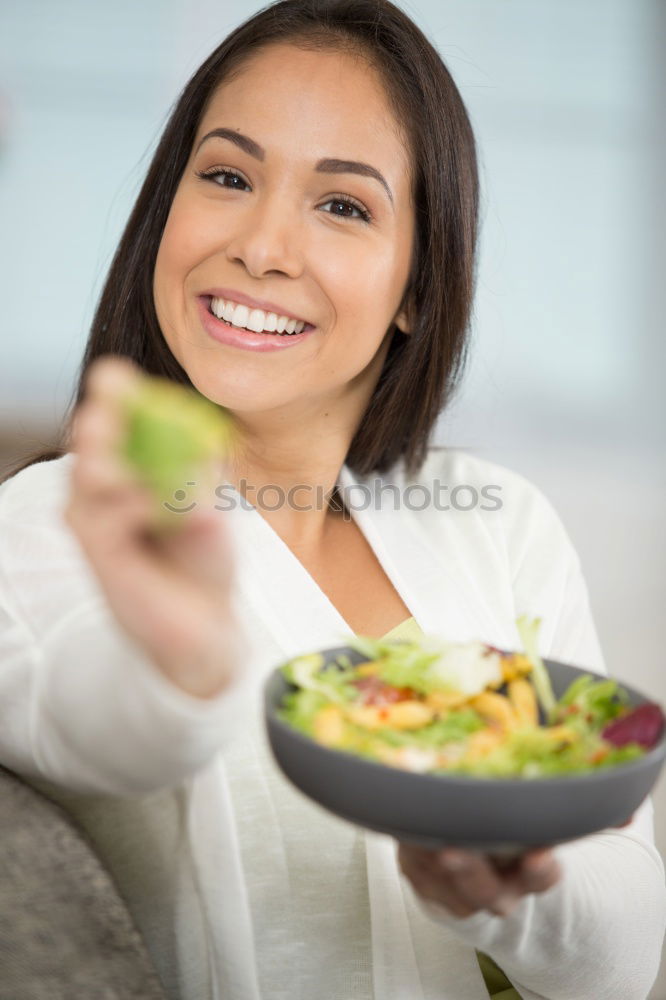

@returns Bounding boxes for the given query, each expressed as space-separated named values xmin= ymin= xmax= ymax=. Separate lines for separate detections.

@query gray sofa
xmin=0 ymin=765 xmax=167 ymax=1000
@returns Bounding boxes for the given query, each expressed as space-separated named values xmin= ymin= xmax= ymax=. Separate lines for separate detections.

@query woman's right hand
xmin=64 ymin=354 xmax=243 ymax=700
xmin=398 ymin=842 xmax=561 ymax=918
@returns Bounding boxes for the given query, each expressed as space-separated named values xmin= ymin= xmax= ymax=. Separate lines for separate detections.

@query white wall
xmin=1 ymin=0 xmax=664 ymax=993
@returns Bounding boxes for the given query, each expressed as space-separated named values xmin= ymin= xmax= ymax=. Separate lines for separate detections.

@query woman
xmin=1 ymin=1 xmax=664 ymax=998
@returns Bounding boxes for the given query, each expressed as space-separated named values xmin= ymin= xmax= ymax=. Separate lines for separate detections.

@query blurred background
xmin=1 ymin=0 xmax=664 ymax=992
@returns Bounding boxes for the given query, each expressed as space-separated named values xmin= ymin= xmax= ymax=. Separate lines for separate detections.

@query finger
xmin=397 ymin=843 xmax=432 ymax=875
xmin=70 ymin=395 xmax=155 ymax=504
xmin=71 ymin=400 xmax=129 ymax=470
xmin=83 ymin=354 xmax=142 ymax=404
xmin=408 ymin=868 xmax=478 ymax=917
xmin=69 ymin=451 xmax=146 ymax=504
xmin=437 ymin=849 xmax=518 ymax=915
xmin=79 ymin=357 xmax=142 ymax=444
xmin=397 ymin=846 xmax=478 ymax=917
xmin=64 ymin=489 xmax=156 ymax=560
xmin=513 ymin=848 xmax=562 ymax=894
xmin=401 ymin=844 xmax=499 ymax=895
xmin=71 ymin=402 xmax=113 ymax=450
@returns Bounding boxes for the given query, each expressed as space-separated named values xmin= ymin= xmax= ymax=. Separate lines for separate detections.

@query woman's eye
xmin=320 ymin=197 xmax=372 ymax=223
xmin=196 ymin=167 xmax=249 ymax=191
xmin=195 ymin=167 xmax=371 ymax=223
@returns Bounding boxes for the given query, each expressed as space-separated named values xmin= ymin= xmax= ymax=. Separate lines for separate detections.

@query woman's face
xmin=153 ymin=42 xmax=415 ymax=424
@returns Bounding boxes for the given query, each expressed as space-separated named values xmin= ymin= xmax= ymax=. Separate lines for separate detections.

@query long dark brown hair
xmin=5 ymin=0 xmax=478 ymax=483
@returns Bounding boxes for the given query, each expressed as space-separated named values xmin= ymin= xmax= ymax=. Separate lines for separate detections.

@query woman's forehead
xmin=194 ymin=45 xmax=411 ymax=187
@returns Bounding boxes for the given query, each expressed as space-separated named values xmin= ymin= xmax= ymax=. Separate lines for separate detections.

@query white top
xmin=0 ymin=447 xmax=664 ymax=1000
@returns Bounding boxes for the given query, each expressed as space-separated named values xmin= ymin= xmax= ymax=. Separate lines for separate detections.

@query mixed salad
xmin=278 ymin=617 xmax=665 ymax=778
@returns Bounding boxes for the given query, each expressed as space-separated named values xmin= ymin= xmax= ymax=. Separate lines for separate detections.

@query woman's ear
xmin=393 ymin=295 xmax=415 ymax=335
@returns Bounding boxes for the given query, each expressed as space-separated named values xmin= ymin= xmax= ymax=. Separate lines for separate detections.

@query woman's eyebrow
xmin=195 ymin=127 xmax=394 ymax=208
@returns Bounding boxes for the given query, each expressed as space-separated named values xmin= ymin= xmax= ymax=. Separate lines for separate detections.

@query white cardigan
xmin=0 ymin=447 xmax=664 ymax=1000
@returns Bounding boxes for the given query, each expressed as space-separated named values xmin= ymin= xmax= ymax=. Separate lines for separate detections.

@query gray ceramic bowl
xmin=264 ymin=647 xmax=666 ymax=854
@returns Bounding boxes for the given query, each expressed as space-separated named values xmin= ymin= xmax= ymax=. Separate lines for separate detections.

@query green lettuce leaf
xmin=281 ymin=654 xmax=357 ymax=704
xmin=516 ymin=615 xmax=557 ymax=719
xmin=553 ymin=674 xmax=628 ymax=730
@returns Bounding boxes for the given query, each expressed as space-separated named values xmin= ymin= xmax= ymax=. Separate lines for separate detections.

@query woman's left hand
xmin=397 ymin=843 xmax=561 ymax=918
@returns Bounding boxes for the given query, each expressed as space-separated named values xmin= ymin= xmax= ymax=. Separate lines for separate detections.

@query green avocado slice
xmin=118 ymin=374 xmax=234 ymax=528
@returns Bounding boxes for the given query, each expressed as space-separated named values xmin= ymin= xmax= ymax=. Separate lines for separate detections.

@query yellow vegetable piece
xmin=469 ymin=691 xmax=517 ymax=730
xmin=313 ymin=705 xmax=346 ymax=747
xmin=463 ymin=728 xmax=506 ymax=761
xmin=355 ymin=661 xmax=381 ymax=677
xmin=344 ymin=700 xmax=435 ymax=731
xmin=542 ymin=724 xmax=577 ymax=746
xmin=501 ymin=653 xmax=533 ymax=683
xmin=425 ymin=690 xmax=469 ymax=712
xmin=507 ymin=677 xmax=539 ymax=727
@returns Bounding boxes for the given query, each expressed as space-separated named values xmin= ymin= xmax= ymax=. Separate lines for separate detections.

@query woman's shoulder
xmin=387 ymin=445 xmax=555 ymax=517
xmin=0 ymin=453 xmax=75 ymax=526
xmin=406 ymin=445 xmax=538 ymax=493
xmin=383 ymin=445 xmax=574 ymax=558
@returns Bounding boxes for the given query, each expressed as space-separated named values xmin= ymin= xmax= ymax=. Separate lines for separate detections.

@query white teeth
xmin=246 ymin=308 xmax=266 ymax=333
xmin=210 ymin=296 xmax=307 ymax=335
xmin=230 ymin=303 xmax=250 ymax=328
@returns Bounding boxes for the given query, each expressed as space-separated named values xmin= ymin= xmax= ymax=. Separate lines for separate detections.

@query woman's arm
xmin=400 ymin=471 xmax=666 ymax=999
xmin=0 ymin=357 xmax=251 ymax=796
xmin=403 ymin=799 xmax=663 ymax=1000
xmin=0 ymin=587 xmax=250 ymax=796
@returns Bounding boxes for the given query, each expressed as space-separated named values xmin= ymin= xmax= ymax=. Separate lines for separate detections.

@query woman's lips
xmin=197 ymin=296 xmax=316 ymax=352
xmin=201 ymin=287 xmax=313 ymax=325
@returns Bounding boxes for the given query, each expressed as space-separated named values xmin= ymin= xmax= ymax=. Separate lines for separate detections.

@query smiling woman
xmin=1 ymin=1 xmax=664 ymax=1000
xmin=151 ymin=41 xmax=418 ymax=466
xmin=7 ymin=0 xmax=478 ymax=485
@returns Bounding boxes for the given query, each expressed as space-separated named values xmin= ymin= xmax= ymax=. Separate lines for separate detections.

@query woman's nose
xmin=224 ymin=196 xmax=304 ymax=278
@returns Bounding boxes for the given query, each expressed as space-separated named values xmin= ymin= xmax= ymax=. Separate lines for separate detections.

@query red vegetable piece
xmin=601 ymin=702 xmax=666 ymax=749
xmin=352 ymin=676 xmax=416 ymax=706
